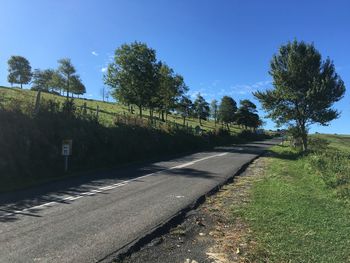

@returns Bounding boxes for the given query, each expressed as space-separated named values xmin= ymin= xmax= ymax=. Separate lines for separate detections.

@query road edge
xmin=97 ymin=148 xmax=269 ymax=263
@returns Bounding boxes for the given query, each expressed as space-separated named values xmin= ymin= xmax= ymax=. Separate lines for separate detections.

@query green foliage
xmin=0 ymin=86 xmax=239 ymax=133
xmin=254 ymin=40 xmax=346 ymax=151
xmin=50 ymin=71 xmax=66 ymax=95
xmin=307 ymin=136 xmax=350 ymax=200
xmin=314 ymin=134 xmax=350 ymax=152
xmin=218 ymin=96 xmax=237 ymax=127
xmin=104 ymin=41 xmax=160 ymax=117
xmin=57 ymin=58 xmax=82 ymax=98
xmin=0 ymin=98 xmax=267 ymax=192
xmin=7 ymin=55 xmax=32 ymax=89
xmin=31 ymin=69 xmax=56 ymax=92
xmin=239 ymin=99 xmax=256 ymax=112
xmin=176 ymin=95 xmax=193 ymax=125
xmin=70 ymin=75 xmax=86 ymax=96
xmin=193 ymin=93 xmax=210 ymax=125
xmin=235 ymin=99 xmax=261 ymax=130
xmin=157 ymin=62 xmax=188 ymax=120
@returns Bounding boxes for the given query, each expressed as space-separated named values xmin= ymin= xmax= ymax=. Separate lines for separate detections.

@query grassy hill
xmin=0 ymin=86 xmax=241 ymax=133
xmin=313 ymin=133 xmax=350 ymax=152
xmin=1 ymin=86 xmax=261 ymax=192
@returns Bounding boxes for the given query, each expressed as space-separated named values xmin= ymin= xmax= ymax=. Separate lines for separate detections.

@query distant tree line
xmin=6 ymin=56 xmax=86 ymax=98
xmin=104 ymin=41 xmax=263 ymax=130
xmin=4 ymin=42 xmax=263 ymax=131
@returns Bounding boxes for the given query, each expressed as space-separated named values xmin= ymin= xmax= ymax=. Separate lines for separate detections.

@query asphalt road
xmin=0 ymin=138 xmax=280 ymax=263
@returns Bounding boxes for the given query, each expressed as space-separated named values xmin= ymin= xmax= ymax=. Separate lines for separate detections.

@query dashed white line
xmin=2 ymin=152 xmax=228 ymax=217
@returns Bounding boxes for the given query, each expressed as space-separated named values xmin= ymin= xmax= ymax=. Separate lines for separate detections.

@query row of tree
xmin=104 ymin=41 xmax=262 ymax=130
xmin=7 ymin=56 xmax=86 ymax=97
xmin=5 ymin=40 xmax=346 ymax=150
xmin=178 ymin=94 xmax=261 ymax=130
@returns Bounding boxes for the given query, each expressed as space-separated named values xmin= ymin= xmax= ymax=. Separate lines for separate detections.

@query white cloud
xmin=91 ymin=51 xmax=99 ymax=56
xmin=101 ymin=67 xmax=107 ymax=73
xmin=230 ymin=80 xmax=272 ymax=95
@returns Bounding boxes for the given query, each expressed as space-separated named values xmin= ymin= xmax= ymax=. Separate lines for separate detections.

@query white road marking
xmin=1 ymin=152 xmax=228 ymax=217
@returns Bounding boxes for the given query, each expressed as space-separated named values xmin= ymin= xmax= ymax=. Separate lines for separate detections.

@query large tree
xmin=104 ymin=41 xmax=159 ymax=117
xmin=158 ymin=63 xmax=188 ymax=121
xmin=7 ymin=55 xmax=32 ymax=89
xmin=236 ymin=100 xmax=261 ymax=130
xmin=57 ymin=58 xmax=77 ymax=99
xmin=50 ymin=71 xmax=66 ymax=95
xmin=218 ymin=96 xmax=237 ymax=130
xmin=70 ymin=75 xmax=86 ymax=97
xmin=239 ymin=99 xmax=257 ymax=112
xmin=31 ymin=69 xmax=55 ymax=92
xmin=193 ymin=94 xmax=210 ymax=125
xmin=177 ymin=95 xmax=193 ymax=125
xmin=254 ymin=40 xmax=345 ymax=150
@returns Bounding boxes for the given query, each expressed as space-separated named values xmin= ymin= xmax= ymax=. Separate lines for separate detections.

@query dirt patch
xmin=115 ymin=157 xmax=267 ymax=263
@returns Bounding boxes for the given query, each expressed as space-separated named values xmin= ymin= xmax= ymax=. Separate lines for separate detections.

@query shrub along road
xmin=0 ymin=138 xmax=280 ymax=263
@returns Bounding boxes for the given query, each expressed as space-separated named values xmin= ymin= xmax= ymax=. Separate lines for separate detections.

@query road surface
xmin=0 ymin=139 xmax=279 ymax=262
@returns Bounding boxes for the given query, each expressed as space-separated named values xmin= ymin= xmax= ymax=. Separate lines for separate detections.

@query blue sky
xmin=0 ymin=0 xmax=349 ymax=134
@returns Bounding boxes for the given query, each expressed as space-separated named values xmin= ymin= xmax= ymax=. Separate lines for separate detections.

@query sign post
xmin=62 ymin=140 xmax=72 ymax=172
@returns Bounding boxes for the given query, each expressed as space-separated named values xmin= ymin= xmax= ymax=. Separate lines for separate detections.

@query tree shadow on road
xmin=0 ymin=163 xmax=217 ymax=223
xmin=0 ymin=139 xmax=279 ymax=223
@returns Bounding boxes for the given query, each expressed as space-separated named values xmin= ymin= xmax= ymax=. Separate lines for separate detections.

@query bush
xmin=0 ymin=99 xmax=271 ymax=190
xmin=0 ymin=102 xmax=208 ymax=187
xmin=308 ymin=148 xmax=350 ymax=199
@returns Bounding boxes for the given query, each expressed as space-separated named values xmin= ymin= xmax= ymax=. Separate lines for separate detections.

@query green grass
xmin=0 ymin=86 xmax=242 ymax=133
xmin=312 ymin=133 xmax=350 ymax=152
xmin=235 ymin=145 xmax=350 ymax=262
xmin=0 ymin=86 xmax=260 ymax=193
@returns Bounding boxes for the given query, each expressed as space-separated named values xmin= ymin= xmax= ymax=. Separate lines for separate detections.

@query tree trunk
xmin=199 ymin=117 xmax=202 ymax=125
xmin=139 ymin=105 xmax=142 ymax=117
xmin=301 ymin=131 xmax=308 ymax=151
xmin=66 ymin=75 xmax=70 ymax=100
xmin=161 ymin=111 xmax=165 ymax=122
xmin=20 ymin=83 xmax=23 ymax=89
xmin=183 ymin=117 xmax=186 ymax=125
xmin=150 ymin=108 xmax=153 ymax=123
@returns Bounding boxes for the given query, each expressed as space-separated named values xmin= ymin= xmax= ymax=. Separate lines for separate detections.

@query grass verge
xmin=234 ymin=144 xmax=350 ymax=262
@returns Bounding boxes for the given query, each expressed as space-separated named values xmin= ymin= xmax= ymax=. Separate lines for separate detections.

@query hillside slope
xmin=0 ymin=86 xmax=241 ymax=133
xmin=1 ymin=86 xmax=265 ymax=192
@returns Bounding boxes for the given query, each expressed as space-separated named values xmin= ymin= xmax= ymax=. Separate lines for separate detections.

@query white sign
xmin=62 ymin=145 xmax=70 ymax=156
xmin=62 ymin=140 xmax=73 ymax=156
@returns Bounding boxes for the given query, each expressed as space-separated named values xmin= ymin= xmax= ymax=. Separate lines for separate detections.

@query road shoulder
xmin=116 ymin=156 xmax=268 ymax=263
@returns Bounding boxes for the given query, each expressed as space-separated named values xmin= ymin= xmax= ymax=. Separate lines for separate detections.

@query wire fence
xmin=0 ymin=90 xmax=202 ymax=135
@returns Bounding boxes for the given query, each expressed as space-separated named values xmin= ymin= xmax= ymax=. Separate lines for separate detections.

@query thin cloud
xmin=230 ymin=80 xmax=272 ymax=95
xmin=101 ymin=67 xmax=107 ymax=73
xmin=91 ymin=51 xmax=99 ymax=56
